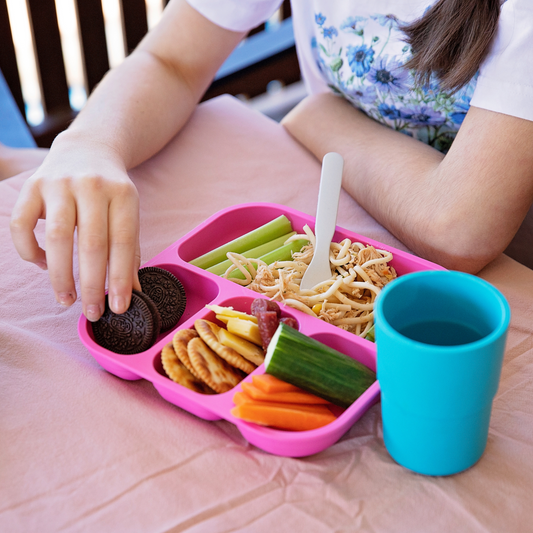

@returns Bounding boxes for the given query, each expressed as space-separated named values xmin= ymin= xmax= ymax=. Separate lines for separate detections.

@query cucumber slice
xmin=264 ymin=323 xmax=376 ymax=408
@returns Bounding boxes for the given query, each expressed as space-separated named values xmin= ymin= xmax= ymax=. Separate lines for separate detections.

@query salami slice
xmin=280 ymin=317 xmax=298 ymax=330
xmin=256 ymin=310 xmax=280 ymax=350
xmin=251 ymin=298 xmax=281 ymax=318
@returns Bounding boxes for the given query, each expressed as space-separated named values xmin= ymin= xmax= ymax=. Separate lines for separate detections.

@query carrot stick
xmin=233 ymin=392 xmax=329 ymax=413
xmin=231 ymin=401 xmax=336 ymax=431
xmin=241 ymin=381 xmax=330 ymax=404
xmin=232 ymin=391 xmax=254 ymax=406
xmin=233 ymin=390 xmax=330 ymax=410
xmin=252 ymin=374 xmax=303 ymax=394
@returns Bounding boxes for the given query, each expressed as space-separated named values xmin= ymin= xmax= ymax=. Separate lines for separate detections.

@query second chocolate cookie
xmin=138 ymin=266 xmax=187 ymax=331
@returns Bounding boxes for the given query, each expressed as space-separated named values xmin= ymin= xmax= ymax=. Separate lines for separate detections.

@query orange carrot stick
xmin=252 ymin=373 xmax=301 ymax=394
xmin=241 ymin=382 xmax=330 ymax=405
xmin=231 ymin=401 xmax=336 ymax=431
xmin=232 ymin=391 xmax=254 ymax=405
xmin=233 ymin=392 xmax=327 ymax=412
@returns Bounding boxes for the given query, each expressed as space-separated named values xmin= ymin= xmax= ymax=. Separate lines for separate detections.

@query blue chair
xmin=0 ymin=69 xmax=36 ymax=148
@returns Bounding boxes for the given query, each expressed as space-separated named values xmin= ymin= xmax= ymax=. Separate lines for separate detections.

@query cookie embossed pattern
xmin=78 ymin=203 xmax=445 ymax=457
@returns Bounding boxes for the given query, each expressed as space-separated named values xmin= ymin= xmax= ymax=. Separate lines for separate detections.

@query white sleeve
xmin=470 ymin=0 xmax=533 ymax=122
xmin=186 ymin=0 xmax=284 ymax=32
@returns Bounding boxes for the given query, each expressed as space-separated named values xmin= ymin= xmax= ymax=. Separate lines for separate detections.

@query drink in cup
xmin=374 ymin=270 xmax=510 ymax=476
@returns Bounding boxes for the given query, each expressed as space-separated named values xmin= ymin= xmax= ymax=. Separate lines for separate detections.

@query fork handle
xmin=314 ymin=152 xmax=344 ymax=249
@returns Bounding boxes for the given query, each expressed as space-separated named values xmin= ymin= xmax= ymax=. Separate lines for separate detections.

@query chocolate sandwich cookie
xmin=92 ymin=289 xmax=161 ymax=355
xmin=138 ymin=266 xmax=187 ymax=331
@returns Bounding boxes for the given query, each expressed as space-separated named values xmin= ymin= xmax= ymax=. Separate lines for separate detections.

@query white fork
xmin=300 ymin=152 xmax=344 ymax=291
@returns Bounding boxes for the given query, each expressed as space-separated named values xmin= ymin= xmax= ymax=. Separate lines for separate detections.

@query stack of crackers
xmin=161 ymin=319 xmax=264 ymax=394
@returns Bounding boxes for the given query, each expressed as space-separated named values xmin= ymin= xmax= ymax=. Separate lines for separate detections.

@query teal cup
xmin=375 ymin=270 xmax=510 ymax=476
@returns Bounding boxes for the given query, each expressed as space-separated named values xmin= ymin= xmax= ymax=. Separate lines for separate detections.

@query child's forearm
xmin=56 ymin=0 xmax=245 ymax=171
xmin=56 ymin=50 xmax=198 ymax=170
xmin=282 ymin=92 xmax=533 ymax=273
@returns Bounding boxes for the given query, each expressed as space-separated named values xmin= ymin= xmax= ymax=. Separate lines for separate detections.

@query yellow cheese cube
xmin=218 ymin=328 xmax=265 ymax=366
xmin=206 ymin=304 xmax=258 ymax=323
xmin=226 ymin=317 xmax=263 ymax=346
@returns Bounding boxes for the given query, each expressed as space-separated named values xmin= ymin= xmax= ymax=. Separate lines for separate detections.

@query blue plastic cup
xmin=375 ymin=270 xmax=510 ymax=476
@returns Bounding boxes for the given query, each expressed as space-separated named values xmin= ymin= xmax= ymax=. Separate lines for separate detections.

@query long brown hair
xmin=402 ymin=0 xmax=501 ymax=92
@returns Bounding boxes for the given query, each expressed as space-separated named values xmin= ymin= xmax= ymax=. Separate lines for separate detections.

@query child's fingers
xmin=10 ymin=178 xmax=48 ymax=270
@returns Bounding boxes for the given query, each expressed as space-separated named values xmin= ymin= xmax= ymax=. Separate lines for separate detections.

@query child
xmin=7 ymin=0 xmax=533 ymax=321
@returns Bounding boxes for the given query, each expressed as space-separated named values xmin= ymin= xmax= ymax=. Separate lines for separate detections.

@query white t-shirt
xmin=187 ymin=0 xmax=533 ymax=152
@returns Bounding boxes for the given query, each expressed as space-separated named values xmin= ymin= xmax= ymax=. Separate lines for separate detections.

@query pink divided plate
xmin=78 ymin=202 xmax=445 ymax=457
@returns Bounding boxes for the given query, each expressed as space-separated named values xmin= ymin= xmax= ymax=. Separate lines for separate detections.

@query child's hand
xmin=10 ymin=135 xmax=141 ymax=322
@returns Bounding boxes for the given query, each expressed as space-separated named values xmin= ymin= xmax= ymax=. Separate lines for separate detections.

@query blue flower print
xmin=345 ymin=84 xmax=377 ymax=105
xmin=378 ymin=103 xmax=402 ymax=120
xmin=323 ymin=26 xmax=338 ymax=39
xmin=340 ymin=16 xmax=367 ymax=34
xmin=315 ymin=13 xmax=326 ymax=26
xmin=310 ymin=10 xmax=481 ymax=153
xmin=421 ymin=79 xmax=441 ymax=99
xmin=370 ymin=14 xmax=399 ymax=29
xmin=346 ymin=44 xmax=375 ymax=77
xmin=401 ymin=105 xmax=446 ymax=126
xmin=450 ymin=96 xmax=471 ymax=125
xmin=368 ymin=56 xmax=410 ymax=95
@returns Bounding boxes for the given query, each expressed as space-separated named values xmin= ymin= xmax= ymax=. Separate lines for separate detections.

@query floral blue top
xmin=187 ymin=0 xmax=533 ymax=140
xmin=311 ymin=10 xmax=476 ymax=153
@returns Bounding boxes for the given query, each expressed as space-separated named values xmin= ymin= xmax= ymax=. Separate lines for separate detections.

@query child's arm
xmin=10 ymin=0 xmax=246 ymax=321
xmin=282 ymin=92 xmax=533 ymax=273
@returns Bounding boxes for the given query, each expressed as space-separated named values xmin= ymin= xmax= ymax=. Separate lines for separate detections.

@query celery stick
xmin=228 ymin=239 xmax=308 ymax=280
xmin=207 ymin=231 xmax=296 ymax=276
xmin=364 ymin=324 xmax=375 ymax=343
xmin=189 ymin=215 xmax=293 ymax=270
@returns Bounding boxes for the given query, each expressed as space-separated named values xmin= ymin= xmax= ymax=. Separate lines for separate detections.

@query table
xmin=1 ymin=95 xmax=532 ymax=532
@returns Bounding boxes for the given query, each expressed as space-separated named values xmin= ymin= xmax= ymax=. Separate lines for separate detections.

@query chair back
xmin=0 ymin=0 xmax=297 ymax=147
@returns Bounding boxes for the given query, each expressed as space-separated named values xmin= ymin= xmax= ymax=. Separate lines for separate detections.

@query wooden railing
xmin=0 ymin=0 xmax=299 ymax=147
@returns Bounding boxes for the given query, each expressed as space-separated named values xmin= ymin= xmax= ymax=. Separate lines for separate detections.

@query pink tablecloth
xmin=1 ymin=95 xmax=533 ymax=532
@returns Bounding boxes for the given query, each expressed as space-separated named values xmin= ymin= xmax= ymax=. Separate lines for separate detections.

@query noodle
xmin=222 ymin=229 xmax=397 ymax=337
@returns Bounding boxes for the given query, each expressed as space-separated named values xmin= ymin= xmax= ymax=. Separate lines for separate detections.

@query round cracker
xmin=161 ymin=343 xmax=213 ymax=394
xmin=172 ymin=328 xmax=201 ymax=379
xmin=194 ymin=319 xmax=256 ymax=374
xmin=187 ymin=337 xmax=245 ymax=394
